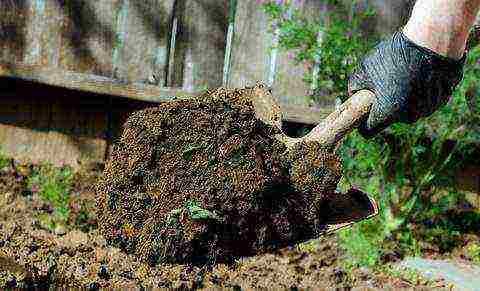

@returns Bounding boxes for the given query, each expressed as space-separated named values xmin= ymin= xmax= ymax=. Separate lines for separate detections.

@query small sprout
xmin=167 ymin=208 xmax=183 ymax=225
xmin=182 ymin=145 xmax=202 ymax=161
xmin=185 ymin=200 xmax=221 ymax=221
xmin=467 ymin=243 xmax=480 ymax=264
xmin=169 ymin=208 xmax=183 ymax=217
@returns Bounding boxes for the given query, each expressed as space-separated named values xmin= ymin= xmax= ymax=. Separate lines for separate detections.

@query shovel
xmin=97 ymin=83 xmax=379 ymax=264
xmin=249 ymin=84 xmax=378 ymax=233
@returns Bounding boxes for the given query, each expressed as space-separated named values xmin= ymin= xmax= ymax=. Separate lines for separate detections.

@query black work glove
xmin=348 ymin=30 xmax=466 ymax=138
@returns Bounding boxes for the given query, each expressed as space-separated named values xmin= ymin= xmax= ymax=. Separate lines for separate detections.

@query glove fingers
xmin=358 ymin=100 xmax=401 ymax=138
xmin=347 ymin=67 xmax=371 ymax=97
xmin=347 ymin=31 xmax=466 ymax=138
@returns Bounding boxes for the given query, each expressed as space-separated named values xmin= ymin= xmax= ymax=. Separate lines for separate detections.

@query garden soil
xmin=96 ymin=85 xmax=347 ymax=265
xmin=0 ymin=161 xmax=437 ymax=289
xmin=0 ymin=142 xmax=449 ymax=289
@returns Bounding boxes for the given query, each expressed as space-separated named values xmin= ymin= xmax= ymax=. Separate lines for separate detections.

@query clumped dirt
xmin=96 ymin=85 xmax=344 ymax=265
xmin=0 ymin=141 xmax=435 ymax=289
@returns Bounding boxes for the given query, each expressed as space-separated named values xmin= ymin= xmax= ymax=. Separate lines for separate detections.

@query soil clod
xmin=96 ymin=84 xmax=345 ymax=264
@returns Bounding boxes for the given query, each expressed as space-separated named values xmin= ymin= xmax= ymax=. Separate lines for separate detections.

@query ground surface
xmin=0 ymin=159 xmax=449 ymax=289
xmin=400 ymin=257 xmax=480 ymax=290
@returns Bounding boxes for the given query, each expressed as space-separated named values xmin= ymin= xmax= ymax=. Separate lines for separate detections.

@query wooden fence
xmin=0 ymin=0 xmax=478 ymax=204
xmin=0 ymin=0 xmax=468 ymax=169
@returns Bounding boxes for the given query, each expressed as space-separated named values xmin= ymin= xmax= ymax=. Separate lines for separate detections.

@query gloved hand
xmin=348 ymin=30 xmax=466 ymax=138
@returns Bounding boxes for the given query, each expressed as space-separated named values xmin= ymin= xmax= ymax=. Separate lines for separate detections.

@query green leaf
xmin=384 ymin=207 xmax=404 ymax=234
xmin=400 ymin=195 xmax=417 ymax=216
xmin=169 ymin=208 xmax=182 ymax=218
xmin=185 ymin=200 xmax=221 ymax=221
xmin=182 ymin=145 xmax=202 ymax=161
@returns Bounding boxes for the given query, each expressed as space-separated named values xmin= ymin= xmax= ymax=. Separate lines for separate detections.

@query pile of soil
xmin=96 ymin=84 xmax=343 ymax=265
xmin=0 ymin=137 xmax=436 ymax=289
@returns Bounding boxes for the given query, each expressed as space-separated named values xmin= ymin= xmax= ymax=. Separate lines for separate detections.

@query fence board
xmin=228 ymin=0 xmax=270 ymax=89
xmin=0 ymin=64 xmax=197 ymax=103
xmin=0 ymin=0 xmax=28 ymax=65
xmin=47 ymin=96 xmax=107 ymax=166
xmin=344 ymin=0 xmax=414 ymax=36
xmin=55 ymin=0 xmax=117 ymax=76
xmin=24 ymin=0 xmax=44 ymax=65
xmin=172 ymin=0 xmax=228 ymax=91
xmin=0 ymin=79 xmax=108 ymax=168
xmin=273 ymin=0 xmax=332 ymax=108
xmin=28 ymin=0 xmax=63 ymax=67
xmin=113 ymin=0 xmax=174 ymax=84
xmin=0 ymin=93 xmax=52 ymax=166
xmin=229 ymin=0 xmax=337 ymax=120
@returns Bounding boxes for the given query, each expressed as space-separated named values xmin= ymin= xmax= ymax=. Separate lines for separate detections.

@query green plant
xmin=338 ymin=44 xmax=480 ymax=268
xmin=467 ymin=243 xmax=480 ymax=265
xmin=27 ymin=164 xmax=74 ymax=227
xmin=169 ymin=199 xmax=221 ymax=222
xmin=185 ymin=200 xmax=221 ymax=221
xmin=296 ymin=239 xmax=318 ymax=253
xmin=379 ymin=265 xmax=436 ymax=287
xmin=262 ymin=0 xmax=378 ymax=100
xmin=0 ymin=147 xmax=9 ymax=170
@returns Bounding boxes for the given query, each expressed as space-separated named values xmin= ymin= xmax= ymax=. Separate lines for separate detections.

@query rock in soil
xmin=96 ymin=84 xmax=344 ymax=265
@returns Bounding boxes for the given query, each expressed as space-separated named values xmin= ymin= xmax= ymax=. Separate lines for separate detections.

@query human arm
xmin=403 ymin=0 xmax=480 ymax=60
xmin=348 ymin=0 xmax=480 ymax=137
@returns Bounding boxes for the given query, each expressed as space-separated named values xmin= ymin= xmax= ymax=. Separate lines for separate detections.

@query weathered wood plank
xmin=229 ymin=0 xmax=270 ymax=89
xmin=172 ymin=0 xmax=228 ymax=90
xmin=113 ymin=0 xmax=174 ymax=84
xmin=222 ymin=0 xmax=237 ymax=86
xmin=0 ymin=79 xmax=108 ymax=168
xmin=273 ymin=0 xmax=332 ymax=108
xmin=228 ymin=0 xmax=336 ymax=113
xmin=23 ymin=0 xmax=43 ymax=65
xmin=0 ymin=63 xmax=334 ymax=125
xmin=0 ymin=94 xmax=55 ymax=166
xmin=30 ymin=0 xmax=63 ymax=67
xmin=56 ymin=0 xmax=118 ymax=76
xmin=47 ymin=97 xmax=107 ymax=166
xmin=166 ymin=16 xmax=178 ymax=87
xmin=0 ymin=64 xmax=197 ymax=102
xmin=0 ymin=0 xmax=28 ymax=64
xmin=343 ymin=0 xmax=414 ymax=36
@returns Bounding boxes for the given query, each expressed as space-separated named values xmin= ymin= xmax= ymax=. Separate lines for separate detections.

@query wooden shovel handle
xmin=303 ymin=90 xmax=375 ymax=147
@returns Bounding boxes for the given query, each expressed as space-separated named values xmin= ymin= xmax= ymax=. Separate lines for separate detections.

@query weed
xmin=262 ymin=0 xmax=378 ymax=100
xmin=296 ymin=239 xmax=318 ymax=253
xmin=0 ymin=147 xmax=9 ymax=170
xmin=27 ymin=164 xmax=74 ymax=230
xmin=337 ymin=45 xmax=480 ymax=268
xmin=169 ymin=199 xmax=221 ymax=223
xmin=466 ymin=243 xmax=480 ymax=265
xmin=185 ymin=199 xmax=221 ymax=221
xmin=379 ymin=265 xmax=436 ymax=287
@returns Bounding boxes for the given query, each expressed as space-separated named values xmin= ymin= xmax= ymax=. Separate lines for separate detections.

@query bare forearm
xmin=403 ymin=0 xmax=480 ymax=59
